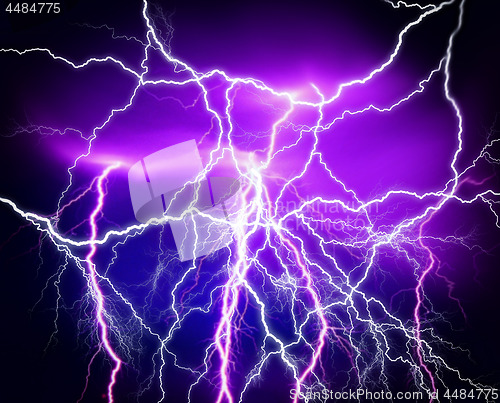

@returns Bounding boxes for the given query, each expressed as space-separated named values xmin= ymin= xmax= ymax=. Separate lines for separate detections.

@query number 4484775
xmin=5 ymin=3 xmax=61 ymax=13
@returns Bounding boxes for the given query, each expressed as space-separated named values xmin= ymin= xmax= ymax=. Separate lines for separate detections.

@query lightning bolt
xmin=84 ymin=163 xmax=122 ymax=402
xmin=1 ymin=0 xmax=499 ymax=402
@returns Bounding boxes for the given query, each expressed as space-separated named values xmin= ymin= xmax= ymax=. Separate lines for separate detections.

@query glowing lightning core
xmin=1 ymin=0 xmax=499 ymax=402
xmin=85 ymin=163 xmax=122 ymax=402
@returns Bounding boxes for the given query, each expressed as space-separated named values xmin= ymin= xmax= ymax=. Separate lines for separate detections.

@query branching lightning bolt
xmin=1 ymin=0 xmax=499 ymax=402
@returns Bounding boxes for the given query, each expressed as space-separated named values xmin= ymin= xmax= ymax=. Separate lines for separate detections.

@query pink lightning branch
xmin=83 ymin=163 xmax=122 ymax=403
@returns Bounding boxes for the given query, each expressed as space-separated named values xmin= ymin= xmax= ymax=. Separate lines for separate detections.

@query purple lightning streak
xmin=53 ymin=177 xmax=100 ymax=226
xmin=77 ymin=347 xmax=102 ymax=403
xmin=285 ymin=235 xmax=329 ymax=403
xmin=83 ymin=162 xmax=122 ymax=403
xmin=1 ymin=0 xmax=500 ymax=402
xmin=414 ymin=211 xmax=439 ymax=401
xmin=214 ymin=183 xmax=256 ymax=403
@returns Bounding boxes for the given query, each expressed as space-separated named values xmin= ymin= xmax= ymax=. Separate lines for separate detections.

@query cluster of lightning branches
xmin=1 ymin=0 xmax=499 ymax=402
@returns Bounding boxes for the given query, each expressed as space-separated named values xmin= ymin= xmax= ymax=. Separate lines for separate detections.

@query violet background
xmin=0 ymin=0 xmax=499 ymax=401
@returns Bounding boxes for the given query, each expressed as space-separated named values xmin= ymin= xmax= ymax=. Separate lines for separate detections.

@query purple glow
xmin=1 ymin=1 xmax=499 ymax=402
